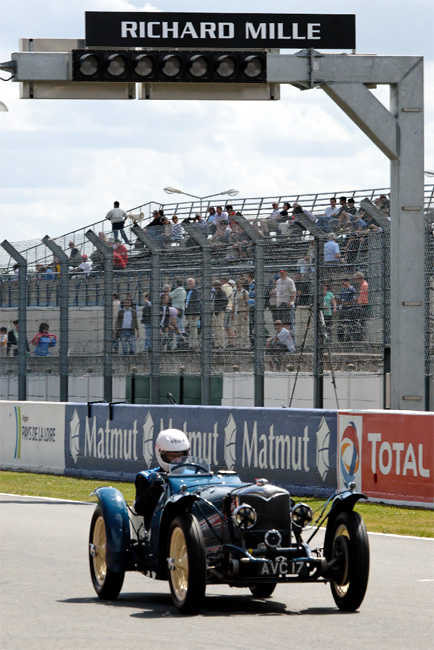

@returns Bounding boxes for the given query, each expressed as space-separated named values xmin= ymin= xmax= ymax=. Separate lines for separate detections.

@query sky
xmin=0 ymin=0 xmax=433 ymax=244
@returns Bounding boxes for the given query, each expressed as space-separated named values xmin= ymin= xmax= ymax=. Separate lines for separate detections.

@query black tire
xmin=167 ymin=513 xmax=206 ymax=614
xmin=327 ymin=510 xmax=369 ymax=611
xmin=89 ymin=504 xmax=125 ymax=600
xmin=249 ymin=583 xmax=277 ymax=598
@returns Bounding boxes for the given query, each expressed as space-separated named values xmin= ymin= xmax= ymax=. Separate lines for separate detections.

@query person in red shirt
xmin=113 ymin=241 xmax=128 ymax=269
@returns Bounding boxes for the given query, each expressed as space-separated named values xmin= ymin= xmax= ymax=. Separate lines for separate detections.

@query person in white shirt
xmin=105 ymin=201 xmax=130 ymax=245
xmin=266 ymin=320 xmax=295 ymax=369
xmin=324 ymin=197 xmax=340 ymax=218
xmin=69 ymin=255 xmax=92 ymax=278
xmin=272 ymin=269 xmax=296 ymax=343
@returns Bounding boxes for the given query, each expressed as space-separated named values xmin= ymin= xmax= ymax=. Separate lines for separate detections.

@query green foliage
xmin=1 ymin=470 xmax=433 ymax=538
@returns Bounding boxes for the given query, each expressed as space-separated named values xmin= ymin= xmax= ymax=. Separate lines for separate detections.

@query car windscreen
xmin=168 ymin=456 xmax=211 ymax=476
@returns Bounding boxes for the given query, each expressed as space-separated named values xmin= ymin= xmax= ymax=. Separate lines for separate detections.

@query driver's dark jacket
xmin=134 ymin=467 xmax=165 ymax=528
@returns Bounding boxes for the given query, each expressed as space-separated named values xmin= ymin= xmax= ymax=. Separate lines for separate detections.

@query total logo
xmin=338 ymin=415 xmax=362 ymax=490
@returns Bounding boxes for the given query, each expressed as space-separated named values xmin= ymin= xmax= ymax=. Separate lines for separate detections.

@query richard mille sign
xmin=85 ymin=12 xmax=356 ymax=50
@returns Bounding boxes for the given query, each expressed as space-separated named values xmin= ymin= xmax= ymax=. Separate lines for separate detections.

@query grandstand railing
xmin=1 ymin=184 xmax=433 ymax=272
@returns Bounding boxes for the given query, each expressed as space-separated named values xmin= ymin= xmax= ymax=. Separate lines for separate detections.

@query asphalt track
xmin=1 ymin=494 xmax=433 ymax=650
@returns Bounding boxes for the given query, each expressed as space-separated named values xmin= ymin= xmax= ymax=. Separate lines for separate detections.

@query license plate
xmin=260 ymin=557 xmax=291 ymax=576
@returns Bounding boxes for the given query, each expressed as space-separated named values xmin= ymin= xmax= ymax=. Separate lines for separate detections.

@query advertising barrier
xmin=0 ymin=401 xmax=66 ymax=474
xmin=65 ymin=403 xmax=337 ymax=496
xmin=338 ymin=411 xmax=434 ymax=507
xmin=1 ymin=401 xmax=432 ymax=507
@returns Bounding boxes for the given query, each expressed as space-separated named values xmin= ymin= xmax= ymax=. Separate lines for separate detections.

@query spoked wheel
xmin=249 ymin=583 xmax=277 ymax=598
xmin=167 ymin=513 xmax=206 ymax=614
xmin=327 ymin=510 xmax=369 ymax=611
xmin=89 ymin=504 xmax=124 ymax=600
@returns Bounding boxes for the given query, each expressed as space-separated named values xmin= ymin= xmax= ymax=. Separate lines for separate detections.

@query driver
xmin=134 ymin=429 xmax=190 ymax=525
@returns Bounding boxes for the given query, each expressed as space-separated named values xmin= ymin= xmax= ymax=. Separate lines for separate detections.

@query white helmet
xmin=155 ymin=429 xmax=190 ymax=472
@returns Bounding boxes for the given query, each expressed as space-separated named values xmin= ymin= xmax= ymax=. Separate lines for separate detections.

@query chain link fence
xmin=1 ymin=188 xmax=433 ymax=407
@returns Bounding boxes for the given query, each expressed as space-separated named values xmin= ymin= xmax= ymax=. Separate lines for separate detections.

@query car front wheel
xmin=327 ymin=510 xmax=369 ymax=611
xmin=167 ymin=513 xmax=206 ymax=614
xmin=89 ymin=504 xmax=124 ymax=600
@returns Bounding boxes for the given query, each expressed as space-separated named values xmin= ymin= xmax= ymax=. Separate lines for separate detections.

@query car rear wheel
xmin=89 ymin=504 xmax=124 ymax=600
xmin=249 ymin=583 xmax=277 ymax=598
xmin=167 ymin=513 xmax=206 ymax=614
xmin=328 ymin=510 xmax=369 ymax=611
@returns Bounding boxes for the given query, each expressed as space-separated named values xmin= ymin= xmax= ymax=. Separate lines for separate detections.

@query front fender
xmin=323 ymin=490 xmax=367 ymax=557
xmin=156 ymin=494 xmax=198 ymax=577
xmin=92 ymin=486 xmax=130 ymax=573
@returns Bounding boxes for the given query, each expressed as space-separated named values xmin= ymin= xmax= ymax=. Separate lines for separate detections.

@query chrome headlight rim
xmin=233 ymin=503 xmax=257 ymax=529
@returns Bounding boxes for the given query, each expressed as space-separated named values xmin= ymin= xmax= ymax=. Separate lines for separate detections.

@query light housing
xmin=233 ymin=503 xmax=257 ymax=529
xmin=291 ymin=503 xmax=313 ymax=529
xmin=72 ymin=50 xmax=267 ymax=83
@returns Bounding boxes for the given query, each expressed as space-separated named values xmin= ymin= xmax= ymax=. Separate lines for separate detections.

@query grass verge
xmin=1 ymin=470 xmax=433 ymax=538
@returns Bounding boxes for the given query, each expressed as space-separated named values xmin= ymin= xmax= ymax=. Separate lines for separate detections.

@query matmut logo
xmin=338 ymin=415 xmax=363 ymax=490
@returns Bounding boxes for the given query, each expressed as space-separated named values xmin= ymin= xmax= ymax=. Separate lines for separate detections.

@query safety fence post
xmin=85 ymin=230 xmax=113 ymax=403
xmin=1 ymin=240 xmax=27 ymax=400
xmin=41 ymin=236 xmax=69 ymax=402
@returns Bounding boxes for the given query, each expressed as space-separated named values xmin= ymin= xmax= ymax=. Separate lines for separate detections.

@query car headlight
xmin=291 ymin=503 xmax=313 ymax=529
xmin=233 ymin=503 xmax=257 ymax=529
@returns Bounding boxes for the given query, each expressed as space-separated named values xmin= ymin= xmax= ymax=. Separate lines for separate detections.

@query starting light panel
xmin=72 ymin=50 xmax=267 ymax=83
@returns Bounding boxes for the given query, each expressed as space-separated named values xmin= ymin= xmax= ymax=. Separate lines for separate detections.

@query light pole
xmin=163 ymin=186 xmax=239 ymax=218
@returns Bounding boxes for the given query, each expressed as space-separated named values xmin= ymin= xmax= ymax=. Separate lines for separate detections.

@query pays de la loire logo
xmin=340 ymin=420 xmax=360 ymax=485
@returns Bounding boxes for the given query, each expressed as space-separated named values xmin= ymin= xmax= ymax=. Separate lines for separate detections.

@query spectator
xmin=31 ymin=322 xmax=57 ymax=357
xmin=141 ymin=291 xmax=152 ymax=352
xmin=211 ymin=280 xmax=228 ymax=348
xmin=40 ymin=266 xmax=55 ymax=281
xmin=7 ymin=319 xmax=29 ymax=356
xmin=68 ymin=241 xmax=82 ymax=267
xmin=225 ymin=205 xmax=237 ymax=227
xmin=221 ymin=276 xmax=235 ymax=347
xmin=324 ymin=232 xmax=341 ymax=266
xmin=194 ymin=213 xmax=210 ymax=237
xmin=0 ymin=327 xmax=7 ymax=354
xmin=316 ymin=197 xmax=339 ymax=232
xmin=323 ymin=283 xmax=337 ymax=339
xmin=215 ymin=206 xmax=228 ymax=225
xmin=170 ymin=215 xmax=184 ymax=242
xmin=338 ymin=278 xmax=356 ymax=342
xmin=113 ymin=240 xmax=128 ymax=270
xmin=11 ymin=263 xmax=19 ymax=281
xmin=184 ymin=277 xmax=201 ymax=350
xmin=211 ymin=221 xmax=231 ymax=247
xmin=353 ymin=271 xmax=369 ymax=340
xmin=292 ymin=203 xmax=316 ymax=226
xmin=295 ymin=272 xmax=311 ymax=306
xmin=377 ymin=194 xmax=390 ymax=217
xmin=114 ymin=298 xmax=139 ymax=355
xmin=160 ymin=294 xmax=179 ymax=350
xmin=232 ymin=279 xmax=250 ymax=348
xmin=207 ymin=206 xmax=217 ymax=234
xmin=69 ymin=254 xmax=92 ymax=278
xmin=169 ymin=278 xmax=187 ymax=342
xmin=260 ymin=201 xmax=281 ymax=235
xmin=274 ymin=269 xmax=296 ymax=343
xmin=325 ymin=197 xmax=340 ymax=219
xmin=106 ymin=201 xmax=130 ymax=245
xmin=266 ymin=320 xmax=295 ymax=370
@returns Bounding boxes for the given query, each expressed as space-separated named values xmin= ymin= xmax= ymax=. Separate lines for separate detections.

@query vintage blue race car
xmin=89 ymin=456 xmax=369 ymax=614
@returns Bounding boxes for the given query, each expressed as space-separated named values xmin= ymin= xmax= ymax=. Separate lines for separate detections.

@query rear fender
xmin=92 ymin=486 xmax=130 ymax=573
xmin=323 ymin=490 xmax=367 ymax=557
